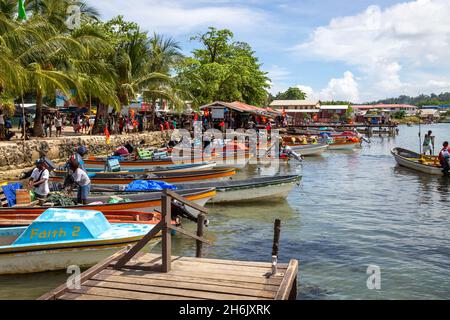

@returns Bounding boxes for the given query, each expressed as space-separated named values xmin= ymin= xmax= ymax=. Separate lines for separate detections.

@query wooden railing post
xmin=272 ymin=219 xmax=281 ymax=257
xmin=161 ymin=191 xmax=172 ymax=272
xmin=196 ymin=213 xmax=206 ymax=258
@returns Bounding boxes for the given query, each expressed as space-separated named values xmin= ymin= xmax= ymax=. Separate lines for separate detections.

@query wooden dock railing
xmin=114 ymin=189 xmax=211 ymax=272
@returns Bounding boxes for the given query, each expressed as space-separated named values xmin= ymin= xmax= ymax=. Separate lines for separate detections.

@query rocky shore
xmin=0 ymin=131 xmax=174 ymax=180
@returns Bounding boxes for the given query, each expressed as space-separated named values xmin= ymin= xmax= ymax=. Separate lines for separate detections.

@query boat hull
xmin=0 ymin=240 xmax=158 ymax=275
xmin=50 ymin=169 xmax=236 ymax=186
xmin=85 ymin=156 xmax=209 ymax=170
xmin=178 ymin=175 xmax=300 ymax=204
xmin=0 ymin=189 xmax=216 ymax=215
xmin=328 ymin=142 xmax=359 ymax=150
xmin=209 ymin=179 xmax=297 ymax=203
xmin=288 ymin=144 xmax=328 ymax=156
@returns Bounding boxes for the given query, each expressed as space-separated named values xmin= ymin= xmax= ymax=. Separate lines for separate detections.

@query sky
xmin=86 ymin=0 xmax=450 ymax=103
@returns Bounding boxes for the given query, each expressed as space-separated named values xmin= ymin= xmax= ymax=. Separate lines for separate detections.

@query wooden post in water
xmin=196 ymin=213 xmax=205 ymax=258
xmin=161 ymin=191 xmax=172 ymax=272
xmin=272 ymin=219 xmax=281 ymax=257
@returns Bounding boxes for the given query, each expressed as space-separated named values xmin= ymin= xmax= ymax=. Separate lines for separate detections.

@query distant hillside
xmin=368 ymin=92 xmax=450 ymax=106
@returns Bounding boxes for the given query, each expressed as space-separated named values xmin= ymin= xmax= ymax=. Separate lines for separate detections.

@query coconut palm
xmin=25 ymin=0 xmax=99 ymax=31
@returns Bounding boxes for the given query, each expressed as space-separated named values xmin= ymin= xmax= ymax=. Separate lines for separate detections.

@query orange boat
xmin=0 ymin=210 xmax=178 ymax=227
xmin=0 ymin=188 xmax=216 ymax=215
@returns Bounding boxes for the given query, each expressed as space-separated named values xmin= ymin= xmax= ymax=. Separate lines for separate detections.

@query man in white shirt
xmin=68 ymin=160 xmax=91 ymax=204
xmin=28 ymin=159 xmax=50 ymax=199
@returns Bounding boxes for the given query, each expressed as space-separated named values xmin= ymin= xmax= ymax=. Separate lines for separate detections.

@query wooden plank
xmin=67 ymin=286 xmax=201 ymax=300
xmin=59 ymin=292 xmax=129 ymax=300
xmin=82 ymin=279 xmax=269 ymax=300
xmin=130 ymin=257 xmax=287 ymax=274
xmin=275 ymin=259 xmax=298 ymax=300
xmin=100 ymin=269 xmax=280 ymax=292
xmin=165 ymin=189 xmax=208 ymax=214
xmin=161 ymin=194 xmax=171 ymax=272
xmin=114 ymin=221 xmax=163 ymax=269
xmin=107 ymin=267 xmax=283 ymax=286
xmin=92 ymin=274 xmax=276 ymax=299
xmin=168 ymin=225 xmax=211 ymax=244
xmin=137 ymin=253 xmax=288 ymax=268
xmin=37 ymin=247 xmax=129 ymax=300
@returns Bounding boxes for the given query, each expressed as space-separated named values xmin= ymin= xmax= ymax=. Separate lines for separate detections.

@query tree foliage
xmin=274 ymin=87 xmax=307 ymax=101
xmin=179 ymin=27 xmax=270 ymax=107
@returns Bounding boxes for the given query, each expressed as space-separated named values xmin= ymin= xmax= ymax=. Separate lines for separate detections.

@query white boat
xmin=327 ymin=141 xmax=360 ymax=150
xmin=178 ymin=175 xmax=301 ymax=204
xmin=391 ymin=147 xmax=444 ymax=175
xmin=288 ymin=143 xmax=328 ymax=156
xmin=0 ymin=208 xmax=158 ymax=274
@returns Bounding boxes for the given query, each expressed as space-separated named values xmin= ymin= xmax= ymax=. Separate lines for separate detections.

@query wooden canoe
xmin=391 ymin=147 xmax=444 ymax=175
xmin=50 ymin=168 xmax=236 ymax=186
xmin=0 ymin=188 xmax=216 ymax=215
xmin=90 ymin=175 xmax=301 ymax=204
xmin=178 ymin=175 xmax=301 ymax=203
xmin=84 ymin=155 xmax=210 ymax=170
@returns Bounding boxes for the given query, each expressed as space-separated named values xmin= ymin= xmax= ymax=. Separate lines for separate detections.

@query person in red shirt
xmin=438 ymin=141 xmax=450 ymax=175
xmin=164 ymin=119 xmax=170 ymax=131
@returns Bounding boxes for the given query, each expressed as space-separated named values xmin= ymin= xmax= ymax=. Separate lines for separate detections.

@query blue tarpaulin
xmin=2 ymin=183 xmax=23 ymax=207
xmin=124 ymin=180 xmax=178 ymax=192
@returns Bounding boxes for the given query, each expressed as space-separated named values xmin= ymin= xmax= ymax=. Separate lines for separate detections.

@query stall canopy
xmin=200 ymin=101 xmax=274 ymax=118
xmin=14 ymin=104 xmax=57 ymax=116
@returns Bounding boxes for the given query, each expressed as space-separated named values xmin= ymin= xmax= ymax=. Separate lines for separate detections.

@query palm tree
xmin=25 ymin=0 xmax=99 ymax=31
xmin=12 ymin=17 xmax=81 ymax=136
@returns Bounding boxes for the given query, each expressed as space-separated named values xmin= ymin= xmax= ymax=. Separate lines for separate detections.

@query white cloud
xmin=295 ymin=0 xmax=450 ymax=100
xmin=91 ymin=0 xmax=268 ymax=35
xmin=266 ymin=65 xmax=293 ymax=94
xmin=296 ymin=71 xmax=360 ymax=103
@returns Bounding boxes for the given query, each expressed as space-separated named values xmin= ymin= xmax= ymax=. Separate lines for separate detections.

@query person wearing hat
xmin=65 ymin=145 xmax=88 ymax=172
xmin=28 ymin=159 xmax=50 ymax=199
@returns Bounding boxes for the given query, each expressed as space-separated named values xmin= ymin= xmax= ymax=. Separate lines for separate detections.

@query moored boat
xmin=0 ymin=188 xmax=216 ymax=215
xmin=0 ymin=208 xmax=159 ymax=274
xmin=177 ymin=175 xmax=301 ymax=203
xmin=287 ymin=143 xmax=328 ymax=156
xmin=50 ymin=168 xmax=236 ymax=186
xmin=84 ymin=155 xmax=210 ymax=170
xmin=71 ymin=162 xmax=216 ymax=174
xmin=391 ymin=147 xmax=444 ymax=175
xmin=327 ymin=140 xmax=360 ymax=150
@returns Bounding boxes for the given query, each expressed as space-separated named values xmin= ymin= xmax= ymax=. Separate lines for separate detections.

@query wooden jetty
xmin=38 ymin=190 xmax=298 ymax=301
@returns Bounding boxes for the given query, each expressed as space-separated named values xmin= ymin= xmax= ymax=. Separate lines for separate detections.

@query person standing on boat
xmin=65 ymin=146 xmax=88 ymax=172
xmin=28 ymin=159 xmax=50 ymax=200
xmin=423 ymin=130 xmax=435 ymax=155
xmin=438 ymin=141 xmax=450 ymax=176
xmin=67 ymin=160 xmax=91 ymax=204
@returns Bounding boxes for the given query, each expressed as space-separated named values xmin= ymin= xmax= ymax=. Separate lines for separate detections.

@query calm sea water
xmin=1 ymin=124 xmax=449 ymax=300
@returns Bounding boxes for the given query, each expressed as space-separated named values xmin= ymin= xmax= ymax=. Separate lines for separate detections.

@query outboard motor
xmin=171 ymin=199 xmax=209 ymax=226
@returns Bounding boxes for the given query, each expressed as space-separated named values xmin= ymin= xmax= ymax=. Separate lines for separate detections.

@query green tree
xmin=275 ymin=87 xmax=307 ymax=100
xmin=179 ymin=27 xmax=270 ymax=107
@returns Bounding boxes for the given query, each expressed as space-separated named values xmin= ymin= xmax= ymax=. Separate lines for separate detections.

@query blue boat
xmin=0 ymin=208 xmax=157 ymax=274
